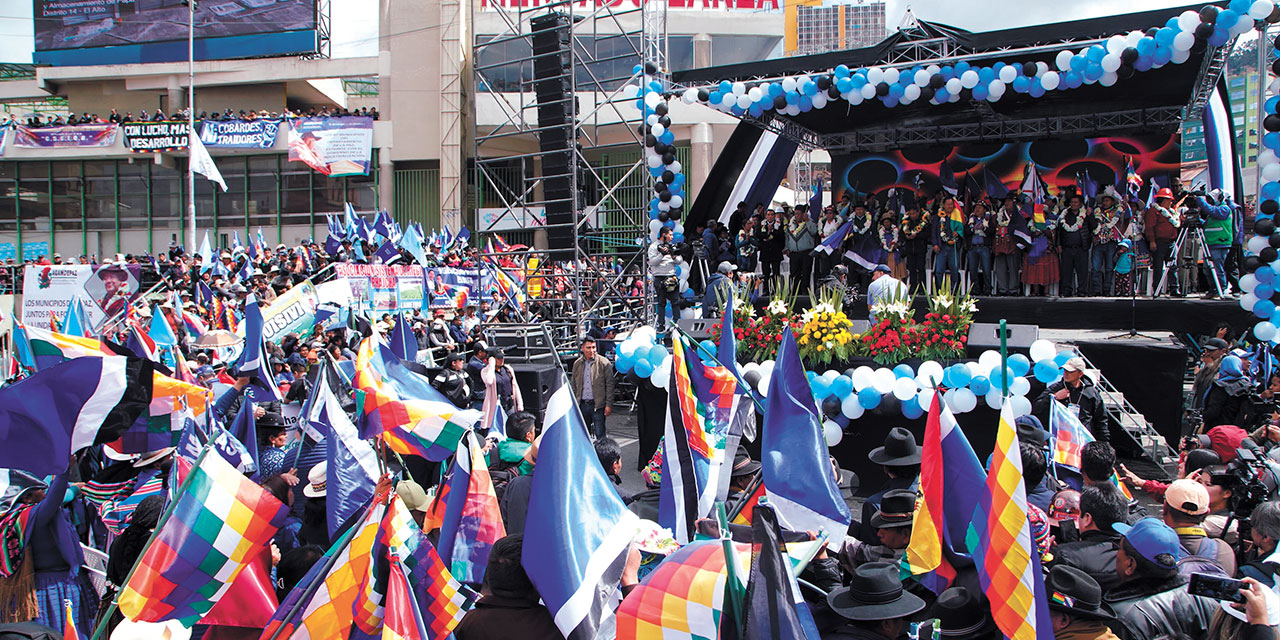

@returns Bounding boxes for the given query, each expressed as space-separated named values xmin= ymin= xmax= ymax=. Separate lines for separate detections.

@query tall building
xmin=785 ymin=0 xmax=886 ymax=57
xmin=1181 ymin=71 xmax=1261 ymax=168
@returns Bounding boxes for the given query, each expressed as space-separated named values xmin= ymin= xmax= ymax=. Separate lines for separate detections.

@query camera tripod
xmin=1153 ymin=224 xmax=1225 ymax=299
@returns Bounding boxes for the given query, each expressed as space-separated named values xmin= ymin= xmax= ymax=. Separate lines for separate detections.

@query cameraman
xmin=1240 ymin=500 xmax=1280 ymax=586
xmin=648 ymin=227 xmax=682 ymax=333
xmin=1195 ymin=189 xmax=1236 ymax=299
xmin=1203 ymin=355 xmax=1251 ymax=430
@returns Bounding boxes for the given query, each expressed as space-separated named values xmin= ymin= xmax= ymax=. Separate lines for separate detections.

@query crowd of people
xmin=668 ymin=176 xmax=1246 ymax=304
xmin=1 ymin=105 xmax=381 ymax=130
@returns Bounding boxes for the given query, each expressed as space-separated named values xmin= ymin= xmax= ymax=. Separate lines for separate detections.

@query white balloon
xmin=812 ymin=93 xmax=828 ymax=109
xmin=1262 ymin=150 xmax=1279 ymax=167
xmin=1252 ymin=0 xmax=1275 ymax=19
xmin=1029 ymin=339 xmax=1056 ymax=362
xmin=1242 ymin=293 xmax=1260 ymax=311
xmin=760 ymin=360 xmax=775 ymax=374
xmin=918 ymin=360 xmax=944 ymax=384
xmin=917 ymin=390 xmax=935 ymax=413
xmin=873 ymin=368 xmax=897 ymax=395
xmin=954 ymin=388 xmax=978 ymax=413
xmin=1010 ymin=376 xmax=1031 ymax=397
xmin=861 ymin=83 xmax=878 ymax=100
xmin=847 ymin=92 xmax=864 ymax=105
xmin=926 ymin=64 xmax=941 ymax=75
xmin=742 ymin=361 xmax=759 ymax=374
xmin=823 ymin=420 xmax=843 ymax=447
xmin=748 ymin=86 xmax=763 ymax=102
xmin=948 ymin=92 xmax=960 ymax=102
xmin=866 ymin=67 xmax=884 ymax=85
xmin=1055 ymin=50 xmax=1074 ymax=71
xmin=1263 ymin=162 xmax=1280 ymax=184
xmin=943 ymin=389 xmax=960 ymax=412
xmin=1234 ymin=14 xmax=1256 ymax=36
xmin=914 ymin=69 xmax=931 ymax=87
xmin=658 ymin=201 xmax=670 ymax=212
xmin=1249 ymin=235 xmax=1272 ymax=255
xmin=1035 ymin=61 xmax=1050 ymax=76
xmin=1101 ymin=54 xmax=1122 ymax=73
xmin=882 ymin=67 xmax=900 ymax=84
xmin=853 ymin=366 xmax=876 ymax=391
xmin=999 ymin=64 xmax=1018 ymax=83
xmin=633 ymin=326 xmax=657 ymax=344
xmin=986 ymin=389 xmax=1003 ymax=410
xmin=966 ymin=361 xmax=986 ymax=378
xmin=1172 ymin=31 xmax=1195 ymax=52
xmin=758 ymin=373 xmax=771 ymax=396
xmin=960 ymin=69 xmax=980 ymax=89
xmin=669 ymin=195 xmax=683 ymax=209
xmin=893 ymin=377 xmax=918 ymax=401
xmin=822 ymin=369 xmax=841 ymax=382
xmin=681 ymin=88 xmax=697 ymax=104
xmin=652 ymin=122 xmax=666 ymax=137
xmin=735 ymin=94 xmax=751 ymax=109
xmin=731 ymin=82 xmax=746 ymax=95
xmin=621 ymin=84 xmax=639 ymax=99
xmin=646 ymin=113 xmax=659 ymax=126
xmin=670 ymin=160 xmax=682 ymax=174
xmin=648 ymin=219 xmax=662 ymax=233
xmin=781 ymin=76 xmax=797 ymax=92
xmin=1124 ymin=31 xmax=1144 ymax=48
xmin=1177 ymin=10 xmax=1200 ymax=31
xmin=1241 ymin=273 xmax=1260 ymax=293
xmin=1171 ymin=47 xmax=1191 ymax=64
xmin=978 ymin=350 xmax=1003 ymax=372
xmin=988 ymin=80 xmax=1006 ymax=98
xmin=1106 ymin=34 xmax=1127 ymax=54
xmin=644 ymin=91 xmax=661 ymax=107
xmin=1041 ymin=71 xmax=1060 ymax=91
xmin=904 ymin=84 xmax=921 ymax=101
xmin=1099 ymin=71 xmax=1118 ymax=87
xmin=1011 ymin=395 xmax=1033 ymax=417
xmin=652 ymin=362 xmax=670 ymax=388
xmin=946 ymin=77 xmax=963 ymax=94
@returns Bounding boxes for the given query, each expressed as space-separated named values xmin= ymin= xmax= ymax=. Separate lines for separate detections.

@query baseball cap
xmin=1062 ymin=357 xmax=1086 ymax=373
xmin=1195 ymin=424 xmax=1248 ymax=464
xmin=1015 ymin=415 xmax=1047 ymax=447
xmin=1203 ymin=337 xmax=1229 ymax=351
xmin=1113 ymin=517 xmax=1184 ymax=564
xmin=1163 ymin=479 xmax=1209 ymax=516
xmin=717 ymin=261 xmax=737 ymax=275
xmin=873 ymin=264 xmax=892 ymax=274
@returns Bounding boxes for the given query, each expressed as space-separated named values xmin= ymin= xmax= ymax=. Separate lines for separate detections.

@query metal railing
xmin=1075 ymin=349 xmax=1174 ymax=463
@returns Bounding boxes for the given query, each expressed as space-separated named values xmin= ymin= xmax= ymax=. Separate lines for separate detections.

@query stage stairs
xmin=1075 ymin=351 xmax=1176 ymax=468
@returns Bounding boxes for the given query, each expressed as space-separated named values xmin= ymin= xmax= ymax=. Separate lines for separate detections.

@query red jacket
xmin=1143 ymin=206 xmax=1179 ymax=244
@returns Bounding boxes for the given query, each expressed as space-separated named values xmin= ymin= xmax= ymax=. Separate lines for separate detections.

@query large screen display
xmin=33 ymin=0 xmax=317 ymax=66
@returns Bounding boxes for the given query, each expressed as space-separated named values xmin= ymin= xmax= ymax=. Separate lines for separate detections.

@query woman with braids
xmin=98 ymin=495 xmax=164 ymax=635
xmin=0 ymin=467 xmax=97 ymax=631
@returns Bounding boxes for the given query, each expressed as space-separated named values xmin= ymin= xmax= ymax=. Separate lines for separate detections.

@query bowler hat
xmin=869 ymin=489 xmax=915 ymax=529
xmin=1044 ymin=565 xmax=1115 ymax=621
xmin=934 ymin=587 xmax=998 ymax=637
xmin=827 ymin=562 xmax=926 ymax=621
xmin=730 ymin=447 xmax=760 ymax=478
xmin=868 ymin=427 xmax=921 ymax=466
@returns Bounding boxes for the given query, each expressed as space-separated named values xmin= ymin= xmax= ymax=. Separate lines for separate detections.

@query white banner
xmin=21 ymin=264 xmax=143 ymax=330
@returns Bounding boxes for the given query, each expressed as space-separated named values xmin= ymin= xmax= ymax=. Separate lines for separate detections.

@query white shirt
xmin=867 ymin=274 xmax=906 ymax=308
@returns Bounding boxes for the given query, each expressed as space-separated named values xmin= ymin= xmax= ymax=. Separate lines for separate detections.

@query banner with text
xmin=333 ymin=264 xmax=424 ymax=312
xmin=122 ymin=121 xmax=190 ymax=152
xmin=14 ymin=124 xmax=118 ymax=148
xmin=260 ymin=281 xmax=319 ymax=342
xmin=199 ymin=119 xmax=282 ymax=149
xmin=21 ymin=264 xmax=143 ymax=330
xmin=287 ymin=117 xmax=373 ymax=176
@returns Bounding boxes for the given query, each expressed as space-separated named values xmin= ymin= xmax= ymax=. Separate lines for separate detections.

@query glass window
xmin=51 ymin=161 xmax=82 ymax=231
xmin=117 ymin=162 xmax=149 ymax=231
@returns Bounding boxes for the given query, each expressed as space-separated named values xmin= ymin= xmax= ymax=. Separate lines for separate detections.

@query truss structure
xmin=472 ymin=0 xmax=661 ymax=358
xmin=304 ymin=0 xmax=332 ymax=59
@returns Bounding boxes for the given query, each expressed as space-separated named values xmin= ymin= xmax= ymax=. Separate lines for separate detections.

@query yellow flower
xmin=816 ymin=345 xmax=824 ymax=352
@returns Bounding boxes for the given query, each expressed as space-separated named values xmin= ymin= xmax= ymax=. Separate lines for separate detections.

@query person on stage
xmin=1143 ymin=188 xmax=1181 ymax=297
xmin=967 ymin=200 xmax=993 ymax=295
xmin=1091 ymin=188 xmax=1127 ymax=296
xmin=899 ymin=203 xmax=931 ymax=291
xmin=1055 ymin=194 xmax=1092 ymax=297
xmin=992 ymin=193 xmax=1022 ymax=296
xmin=932 ymin=196 xmax=963 ymax=290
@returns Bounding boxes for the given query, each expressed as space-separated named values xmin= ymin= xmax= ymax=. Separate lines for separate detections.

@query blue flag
xmin=398 ymin=223 xmax=429 ymax=268
xmin=353 ymin=238 xmax=366 ymax=263
xmin=374 ymin=240 xmax=401 ymax=265
xmin=388 ymin=312 xmax=417 ymax=363
xmin=761 ymin=330 xmax=852 ymax=539
xmin=984 ymin=167 xmax=1010 ymax=200
xmin=812 ymin=219 xmax=850 ymax=255
xmin=62 ymin=297 xmax=92 ymax=338
xmin=522 ymin=384 xmax=638 ymax=640
xmin=373 ymin=209 xmax=394 ymax=241
xmin=228 ymin=391 xmax=261 ymax=477
xmin=232 ymin=294 xmax=282 ymax=402
xmin=323 ymin=380 xmax=380 ymax=540
xmin=744 ymin=504 xmax=821 ymax=640
xmin=198 ymin=230 xmax=214 ymax=274
xmin=344 ymin=202 xmax=358 ymax=238
xmin=809 ymin=179 xmax=823 ymax=214
xmin=939 ymin=163 xmax=958 ymax=196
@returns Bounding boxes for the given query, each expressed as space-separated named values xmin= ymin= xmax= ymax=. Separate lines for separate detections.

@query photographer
xmin=648 ymin=227 xmax=682 ymax=333
xmin=1194 ymin=465 xmax=1239 ymax=544
xmin=1203 ymin=355 xmax=1251 ymax=430
xmin=1240 ymin=500 xmax=1280 ymax=586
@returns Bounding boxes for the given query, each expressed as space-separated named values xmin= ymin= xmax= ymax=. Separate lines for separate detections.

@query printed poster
xmin=287 ymin=116 xmax=373 ymax=176
xmin=21 ymin=264 xmax=143 ymax=329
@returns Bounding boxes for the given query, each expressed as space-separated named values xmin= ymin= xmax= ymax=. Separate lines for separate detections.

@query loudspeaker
xmin=530 ymin=12 xmax=577 ymax=258
xmin=511 ymin=363 xmax=563 ymax=425
xmin=675 ymin=317 xmax=718 ymax=341
xmin=965 ymin=322 xmax=1039 ymax=350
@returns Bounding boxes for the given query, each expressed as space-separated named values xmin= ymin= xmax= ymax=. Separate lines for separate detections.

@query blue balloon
xmin=970 ymin=376 xmax=991 ymax=396
xmin=1034 ymin=360 xmax=1061 ymax=384
xmin=699 ymin=339 xmax=717 ymax=355
xmin=646 ymin=344 xmax=667 ymax=365
xmin=1065 ymin=71 xmax=1083 ymax=88
xmin=835 ymin=64 xmax=851 ymax=78
xmin=1209 ymin=27 xmax=1230 ymax=48
xmin=1084 ymin=64 xmax=1104 ymax=82
xmin=836 ymin=77 xmax=853 ymax=93
xmin=718 ymin=80 xmax=732 ymax=94
xmin=1070 ymin=54 xmax=1088 ymax=71
xmin=889 ymin=83 xmax=905 ymax=99
xmin=830 ymin=375 xmax=854 ymax=398
xmin=1087 ymin=45 xmax=1107 ymax=62
xmin=673 ymin=232 xmax=684 ymax=242
xmin=730 ymin=105 xmax=745 ymax=116
xmin=1012 ymin=76 xmax=1031 ymax=93
xmin=1054 ymin=350 xmax=1074 ymax=367
xmin=1217 ymin=8 xmax=1240 ymax=26
xmin=951 ymin=365 xmax=973 ymax=387
xmin=893 ymin=364 xmax=915 ymax=379
xmin=989 ymin=366 xmax=1013 ymax=390
xmin=1270 ymin=97 xmax=1280 ymax=115
xmin=709 ymin=90 xmax=722 ymax=105
xmin=616 ymin=351 xmax=635 ymax=373
xmin=1136 ymin=38 xmax=1156 ymax=57
xmin=1257 ymin=300 xmax=1277 ymax=319
xmin=883 ymin=96 xmax=900 ymax=108
xmin=749 ymin=104 xmax=763 ymax=118
xmin=1258 ymin=283 xmax=1275 ymax=300
xmin=851 ymin=74 xmax=867 ymax=88
xmin=940 ymin=66 xmax=955 ymax=79
xmin=934 ymin=88 xmax=950 ymax=103
xmin=785 ymin=91 xmax=800 ymax=105
xmin=1263 ymin=181 xmax=1280 ymax=202
xmin=1152 ymin=47 xmax=1173 ymax=66
xmin=803 ymin=79 xmax=819 ymax=95
xmin=1007 ymin=353 xmax=1031 ymax=377
xmin=799 ymin=95 xmax=814 ymax=111
xmin=659 ymin=130 xmax=675 ymax=145
xmin=858 ymin=387 xmax=882 ymax=409
xmin=979 ymin=66 xmax=996 ymax=82
xmin=1135 ymin=57 xmax=1153 ymax=72
xmin=902 ymin=400 xmax=924 ymax=420
xmin=1029 ymin=82 xmax=1046 ymax=98
xmin=1155 ymin=27 xmax=1176 ymax=46
xmin=634 ymin=357 xmax=655 ymax=378
xmin=972 ymin=85 xmax=989 ymax=101
xmin=811 ymin=378 xmax=831 ymax=401
xmin=955 ymin=60 xmax=971 ymax=73
xmin=1258 ymin=265 xmax=1276 ymax=284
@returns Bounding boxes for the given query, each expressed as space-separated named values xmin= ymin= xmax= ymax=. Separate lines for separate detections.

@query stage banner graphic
xmin=121 ymin=121 xmax=190 ymax=152
xmin=829 ymin=132 xmax=1181 ymax=203
xmin=199 ymin=119 xmax=282 ymax=149
xmin=21 ymin=263 xmax=143 ymax=330
xmin=260 ymin=281 xmax=319 ymax=342
xmin=332 ymin=264 xmax=424 ymax=312
xmin=287 ymin=117 xmax=373 ymax=176
xmin=14 ymin=124 xmax=118 ymax=148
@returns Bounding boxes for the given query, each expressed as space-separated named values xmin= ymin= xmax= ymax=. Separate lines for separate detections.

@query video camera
xmin=1212 ymin=440 xmax=1277 ymax=533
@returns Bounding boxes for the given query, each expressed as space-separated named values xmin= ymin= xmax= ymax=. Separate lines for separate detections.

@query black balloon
xmin=1199 ymin=5 xmax=1219 ymax=22
xmin=1275 ymin=35 xmax=1280 ymax=50
xmin=1263 ymin=199 xmax=1280 ymax=215
xmin=1263 ymin=247 xmax=1279 ymax=264
xmin=654 ymin=102 xmax=668 ymax=116
xmin=1195 ymin=22 xmax=1215 ymax=39
xmin=661 ymin=170 xmax=675 ymax=183
xmin=929 ymin=74 xmax=946 ymax=89
xmin=668 ymin=208 xmax=681 ymax=221
xmin=828 ymin=86 xmax=841 ymax=99
xmin=1191 ymin=39 xmax=1208 ymax=53
xmin=1245 ymin=255 xmax=1262 ymax=273
xmin=644 ymin=62 xmax=658 ymax=74
xmin=1270 ymin=233 xmax=1280 ymax=249
xmin=1022 ymin=62 xmax=1037 ymax=76
xmin=654 ymin=142 xmax=668 ymax=156
xmin=659 ymin=191 xmax=672 ymax=203
xmin=654 ymin=180 xmax=668 ymax=193
xmin=658 ymin=115 xmax=672 ymax=128
xmin=1270 ymin=4 xmax=1280 ymax=23
xmin=920 ymin=86 xmax=935 ymax=102
xmin=874 ymin=395 xmax=900 ymax=417
xmin=697 ymin=89 xmax=709 ymax=102
xmin=1145 ymin=27 xmax=1159 ymax=37
xmin=1266 ymin=114 xmax=1280 ymax=133
xmin=1120 ymin=47 xmax=1139 ymax=64
xmin=876 ymin=82 xmax=890 ymax=96
xmin=658 ymin=211 xmax=670 ymax=222
xmin=1117 ymin=64 xmax=1135 ymax=79
xmin=821 ymin=397 xmax=842 ymax=417
xmin=743 ymin=370 xmax=761 ymax=388
xmin=645 ymin=134 xmax=657 ymax=147
xmin=1257 ymin=217 xmax=1277 ymax=237
xmin=662 ymin=151 xmax=676 ymax=165
xmin=774 ymin=95 xmax=788 ymax=109
xmin=1273 ymin=58 xmax=1280 ymax=77
xmin=816 ymin=75 xmax=832 ymax=90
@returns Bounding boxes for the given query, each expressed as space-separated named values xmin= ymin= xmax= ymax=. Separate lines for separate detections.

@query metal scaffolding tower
xmin=472 ymin=0 xmax=661 ymax=359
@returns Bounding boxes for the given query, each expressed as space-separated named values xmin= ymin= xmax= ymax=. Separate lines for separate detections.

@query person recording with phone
xmin=647 ymin=226 xmax=682 ymax=333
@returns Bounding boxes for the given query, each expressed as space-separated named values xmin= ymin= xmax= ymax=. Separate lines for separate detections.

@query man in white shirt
xmin=648 ymin=227 xmax=681 ymax=332
xmin=866 ymin=264 xmax=906 ymax=310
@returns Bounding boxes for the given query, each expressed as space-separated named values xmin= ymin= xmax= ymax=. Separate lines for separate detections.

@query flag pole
xmin=999 ymin=319 xmax=1009 ymax=398
xmin=715 ymin=502 xmax=745 ymax=638
xmin=89 ymin=441 xmax=216 ymax=640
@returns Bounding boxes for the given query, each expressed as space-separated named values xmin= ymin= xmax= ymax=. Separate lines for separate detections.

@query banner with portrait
xmin=287 ymin=117 xmax=373 ymax=176
xmin=199 ymin=119 xmax=282 ymax=149
xmin=332 ymin=264 xmax=424 ymax=312
xmin=21 ymin=264 xmax=143 ymax=330
xmin=14 ymin=124 xmax=118 ymax=148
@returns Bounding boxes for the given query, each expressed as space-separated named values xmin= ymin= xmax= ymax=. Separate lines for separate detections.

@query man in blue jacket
xmin=1196 ymin=190 xmax=1235 ymax=299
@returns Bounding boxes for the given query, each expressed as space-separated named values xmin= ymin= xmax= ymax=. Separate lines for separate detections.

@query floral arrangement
xmin=710 ymin=276 xmax=798 ymax=362
xmin=796 ymin=284 xmax=854 ymax=366
xmin=854 ymin=284 xmax=919 ymax=365
xmin=851 ymin=278 xmax=978 ymax=365
xmin=916 ymin=277 xmax=978 ymax=361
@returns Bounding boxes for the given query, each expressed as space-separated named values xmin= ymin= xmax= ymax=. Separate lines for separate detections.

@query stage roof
xmin=671 ymin=4 xmax=1221 ymax=152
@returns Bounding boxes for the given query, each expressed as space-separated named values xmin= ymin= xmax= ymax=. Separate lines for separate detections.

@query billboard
xmin=332 ymin=264 xmax=425 ymax=312
xmin=32 ymin=0 xmax=318 ymax=66
xmin=14 ymin=124 xmax=118 ymax=148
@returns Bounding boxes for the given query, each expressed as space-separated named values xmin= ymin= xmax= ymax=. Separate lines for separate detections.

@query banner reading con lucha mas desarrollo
xmin=122 ymin=121 xmax=190 ymax=152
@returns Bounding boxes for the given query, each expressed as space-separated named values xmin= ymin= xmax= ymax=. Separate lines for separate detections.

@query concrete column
xmin=166 ymin=76 xmax=184 ymax=114
xmin=690 ymin=122 xmax=713 ymax=204
xmin=693 ymin=33 xmax=713 ymax=68
xmin=379 ymin=152 xmax=394 ymax=215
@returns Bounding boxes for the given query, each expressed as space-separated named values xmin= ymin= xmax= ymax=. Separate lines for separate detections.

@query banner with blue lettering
xmin=199 ymin=119 xmax=282 ymax=149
